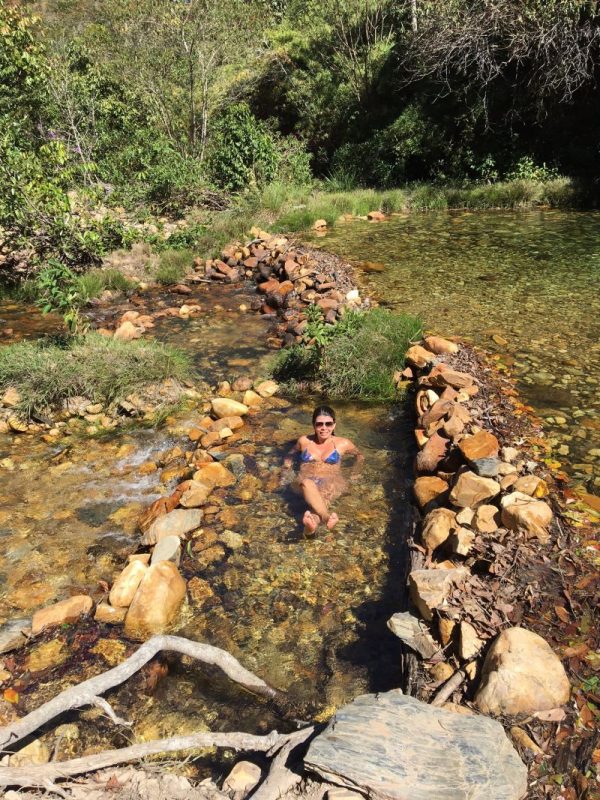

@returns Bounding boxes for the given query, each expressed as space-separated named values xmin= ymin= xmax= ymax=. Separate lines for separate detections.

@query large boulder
xmin=142 ymin=508 xmax=203 ymax=546
xmin=450 ymin=471 xmax=500 ymax=508
xmin=124 ymin=562 xmax=187 ymax=641
xmin=305 ymin=690 xmax=527 ymax=800
xmin=475 ymin=627 xmax=570 ymax=716
xmin=500 ymin=492 xmax=553 ymax=542
xmin=193 ymin=462 xmax=237 ymax=488
xmin=458 ymin=431 xmax=499 ymax=463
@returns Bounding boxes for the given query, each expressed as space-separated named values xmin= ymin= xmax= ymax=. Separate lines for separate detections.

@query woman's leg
xmin=298 ymin=478 xmax=330 ymax=534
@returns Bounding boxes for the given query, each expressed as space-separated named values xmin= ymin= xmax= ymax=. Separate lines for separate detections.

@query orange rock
xmin=414 ymin=476 xmax=449 ymax=508
xmin=415 ymin=432 xmax=449 ymax=474
xmin=406 ymin=345 xmax=436 ymax=370
xmin=424 ymin=336 xmax=459 ymax=355
xmin=450 ymin=471 xmax=501 ymax=508
xmin=458 ymin=430 xmax=499 ymax=463
xmin=109 ymin=560 xmax=148 ymax=608
xmin=32 ymin=596 xmax=93 ymax=635
xmin=193 ymin=462 xmax=236 ymax=488
xmin=367 ymin=210 xmax=386 ymax=221
xmin=124 ymin=562 xmax=187 ymax=641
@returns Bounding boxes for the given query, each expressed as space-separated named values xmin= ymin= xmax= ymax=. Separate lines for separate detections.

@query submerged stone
xmin=304 ymin=690 xmax=527 ymax=800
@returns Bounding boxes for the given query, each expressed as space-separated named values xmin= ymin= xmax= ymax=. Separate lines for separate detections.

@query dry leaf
xmin=563 ymin=643 xmax=589 ymax=658
xmin=3 ymin=687 xmax=18 ymax=704
xmin=554 ymin=605 xmax=570 ymax=623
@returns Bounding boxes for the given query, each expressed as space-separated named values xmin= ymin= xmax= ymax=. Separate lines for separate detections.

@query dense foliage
xmin=1 ymin=0 xmax=600 ymax=279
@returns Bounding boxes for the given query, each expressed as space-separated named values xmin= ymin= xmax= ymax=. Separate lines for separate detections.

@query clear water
xmin=0 ymin=284 xmax=413 ymax=747
xmin=312 ymin=209 xmax=600 ymax=491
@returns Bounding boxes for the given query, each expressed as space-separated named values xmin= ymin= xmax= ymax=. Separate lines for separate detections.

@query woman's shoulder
xmin=335 ymin=436 xmax=358 ymax=452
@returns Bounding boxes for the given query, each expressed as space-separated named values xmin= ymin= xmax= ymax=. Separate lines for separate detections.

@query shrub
xmin=0 ymin=333 xmax=190 ymax=415
xmin=272 ymin=306 xmax=421 ymax=401
xmin=77 ymin=268 xmax=135 ymax=301
xmin=154 ymin=249 xmax=193 ymax=284
xmin=207 ymin=103 xmax=278 ymax=192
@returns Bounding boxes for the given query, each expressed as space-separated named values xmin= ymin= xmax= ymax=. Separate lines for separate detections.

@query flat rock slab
xmin=305 ymin=690 xmax=527 ymax=800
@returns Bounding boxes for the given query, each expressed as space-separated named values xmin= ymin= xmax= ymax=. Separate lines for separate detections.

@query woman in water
xmin=282 ymin=405 xmax=364 ymax=536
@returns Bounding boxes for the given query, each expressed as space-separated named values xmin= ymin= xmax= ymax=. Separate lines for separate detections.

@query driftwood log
xmin=0 ymin=635 xmax=301 ymax=792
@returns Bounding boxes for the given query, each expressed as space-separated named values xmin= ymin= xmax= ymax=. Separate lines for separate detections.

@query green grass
xmin=154 ymin=249 xmax=194 ymax=284
xmin=272 ymin=307 xmax=422 ymax=402
xmin=0 ymin=333 xmax=190 ymax=415
xmin=76 ymin=268 xmax=136 ymax=301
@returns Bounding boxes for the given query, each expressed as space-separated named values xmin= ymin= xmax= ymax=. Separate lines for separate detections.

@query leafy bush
xmin=36 ymin=260 xmax=85 ymax=334
xmin=505 ymin=156 xmax=559 ymax=182
xmin=208 ymin=103 xmax=279 ymax=192
xmin=154 ymin=249 xmax=193 ymax=284
xmin=0 ymin=333 xmax=190 ymax=415
xmin=272 ymin=305 xmax=421 ymax=401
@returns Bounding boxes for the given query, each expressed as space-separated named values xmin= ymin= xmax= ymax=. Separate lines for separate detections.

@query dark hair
xmin=312 ymin=405 xmax=336 ymax=424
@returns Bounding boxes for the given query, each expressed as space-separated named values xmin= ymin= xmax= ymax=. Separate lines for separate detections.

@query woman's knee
xmin=298 ymin=477 xmax=316 ymax=490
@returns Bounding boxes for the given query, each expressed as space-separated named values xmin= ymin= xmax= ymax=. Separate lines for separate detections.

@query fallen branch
xmin=252 ymin=726 xmax=315 ymax=800
xmin=430 ymin=667 xmax=467 ymax=707
xmin=0 ymin=635 xmax=283 ymax=752
xmin=0 ymin=729 xmax=294 ymax=789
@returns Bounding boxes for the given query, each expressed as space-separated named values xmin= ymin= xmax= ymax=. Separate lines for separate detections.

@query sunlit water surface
xmin=312 ymin=209 xmax=600 ymax=489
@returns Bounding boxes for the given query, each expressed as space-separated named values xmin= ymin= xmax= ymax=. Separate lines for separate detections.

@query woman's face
xmin=314 ymin=414 xmax=336 ymax=442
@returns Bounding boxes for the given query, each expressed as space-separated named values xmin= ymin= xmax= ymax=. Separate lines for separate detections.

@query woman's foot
xmin=326 ymin=512 xmax=339 ymax=530
xmin=303 ymin=510 xmax=319 ymax=536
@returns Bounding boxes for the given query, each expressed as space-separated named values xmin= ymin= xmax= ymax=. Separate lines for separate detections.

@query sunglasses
xmin=315 ymin=420 xmax=334 ymax=427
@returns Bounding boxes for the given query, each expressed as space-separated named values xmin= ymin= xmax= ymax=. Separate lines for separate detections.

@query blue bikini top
xmin=301 ymin=447 xmax=341 ymax=465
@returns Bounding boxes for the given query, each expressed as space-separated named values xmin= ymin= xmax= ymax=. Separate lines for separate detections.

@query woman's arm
xmin=283 ymin=438 xmax=301 ymax=469
xmin=343 ymin=439 xmax=364 ymax=479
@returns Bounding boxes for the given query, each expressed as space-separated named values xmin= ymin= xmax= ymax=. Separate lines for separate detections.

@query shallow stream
xmin=0 ymin=283 xmax=413 ymax=750
xmin=312 ymin=209 xmax=600 ymax=490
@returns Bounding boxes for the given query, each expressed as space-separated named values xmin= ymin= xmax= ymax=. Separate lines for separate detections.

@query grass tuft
xmin=155 ymin=249 xmax=194 ymax=284
xmin=0 ymin=333 xmax=190 ymax=415
xmin=77 ymin=268 xmax=136 ymax=301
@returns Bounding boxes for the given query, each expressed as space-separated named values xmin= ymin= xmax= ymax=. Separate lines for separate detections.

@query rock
xmin=387 ymin=611 xmax=438 ymax=659
xmin=255 ymin=379 xmax=278 ymax=398
xmin=473 ymin=504 xmax=500 ymax=533
xmin=179 ymin=480 xmax=213 ymax=508
xmin=513 ymin=475 xmax=548 ymax=498
xmin=0 ymin=619 xmax=30 ymax=654
xmin=151 ymin=535 xmax=182 ymax=566
xmin=421 ymin=508 xmax=456 ymax=553
xmin=232 ymin=377 xmax=253 ymax=392
xmin=475 ymin=627 xmax=570 ymax=716
xmin=500 ymin=474 xmax=518 ymax=490
xmin=501 ymin=446 xmax=519 ymax=463
xmin=500 ymin=492 xmax=553 ymax=542
xmin=109 ymin=560 xmax=148 ymax=608
xmin=9 ymin=738 xmax=50 ymax=767
xmin=313 ymin=219 xmax=327 ymax=230
xmin=459 ymin=621 xmax=484 ymax=660
xmin=471 ymin=457 xmax=501 ymax=478
xmin=456 ymin=507 xmax=474 ymax=526
xmin=367 ymin=210 xmax=386 ymax=220
xmin=8 ymin=416 xmax=28 ymax=433
xmin=26 ymin=639 xmax=67 ymax=672
xmin=124 ymin=562 xmax=187 ymax=641
xmin=114 ymin=321 xmax=142 ymax=341
xmin=305 ymin=690 xmax=527 ymax=800
xmin=211 ymin=398 xmax=249 ymax=418
xmin=415 ymin=432 xmax=449 ymax=474
xmin=220 ymin=530 xmax=244 ymax=550
xmin=458 ymin=431 xmax=499 ymax=463
xmin=438 ymin=616 xmax=456 ymax=647
xmin=201 ymin=431 xmax=221 ymax=449
xmin=406 ymin=344 xmax=436 ymax=369
xmin=1 ymin=387 xmax=21 ymax=408
xmin=223 ymin=760 xmax=262 ymax=799
xmin=243 ymin=389 xmax=262 ymax=407
xmin=193 ymin=462 xmax=236 ymax=488
xmin=32 ymin=595 xmax=93 ymax=635
xmin=449 ymin=527 xmax=475 ymax=556
xmin=409 ymin=567 xmax=468 ymax=621
xmin=187 ymin=576 xmax=214 ymax=605
xmin=94 ymin=603 xmax=127 ymax=624
xmin=143 ymin=508 xmax=203 ymax=546
xmin=426 ymin=368 xmax=474 ymax=390
xmin=430 ymin=662 xmax=455 ymax=683
xmin=413 ymin=476 xmax=449 ymax=508
xmin=327 ymin=789 xmax=364 ymax=800
xmin=450 ymin=471 xmax=500 ymax=508
xmin=424 ymin=336 xmax=459 ymax=355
